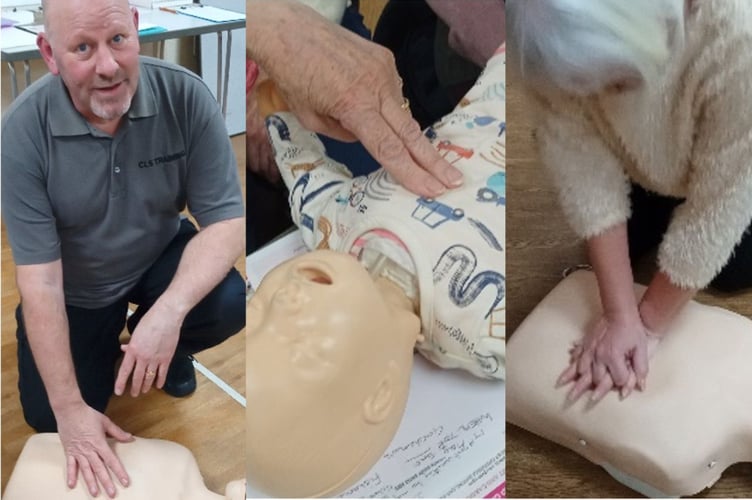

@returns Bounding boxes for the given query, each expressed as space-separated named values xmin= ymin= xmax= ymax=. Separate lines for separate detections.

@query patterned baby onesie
xmin=266 ymin=46 xmax=506 ymax=380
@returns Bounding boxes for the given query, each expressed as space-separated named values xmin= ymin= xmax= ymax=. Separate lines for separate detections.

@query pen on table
xmin=159 ymin=6 xmax=178 ymax=13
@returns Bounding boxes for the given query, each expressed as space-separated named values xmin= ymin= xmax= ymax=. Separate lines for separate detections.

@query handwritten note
xmin=337 ymin=356 xmax=505 ymax=498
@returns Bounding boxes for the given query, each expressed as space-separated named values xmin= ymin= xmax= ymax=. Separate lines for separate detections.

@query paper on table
xmin=1 ymin=26 xmax=38 ymax=50
xmin=176 ymin=5 xmax=244 ymax=23
xmin=0 ymin=9 xmax=34 ymax=25
xmin=246 ymin=229 xmax=506 ymax=499
xmin=336 ymin=358 xmax=505 ymax=499
xmin=13 ymin=23 xmax=42 ymax=35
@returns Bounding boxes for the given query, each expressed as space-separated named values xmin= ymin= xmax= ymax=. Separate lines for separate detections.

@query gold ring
xmin=145 ymin=370 xmax=156 ymax=378
xmin=400 ymin=97 xmax=410 ymax=111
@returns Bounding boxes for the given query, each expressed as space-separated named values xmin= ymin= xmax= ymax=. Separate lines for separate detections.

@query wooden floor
xmin=1 ymin=134 xmax=247 ymax=496
xmin=505 ymin=72 xmax=752 ymax=497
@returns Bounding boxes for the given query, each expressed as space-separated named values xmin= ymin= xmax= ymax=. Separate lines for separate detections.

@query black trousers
xmin=16 ymin=219 xmax=246 ymax=432
xmin=627 ymin=185 xmax=752 ymax=292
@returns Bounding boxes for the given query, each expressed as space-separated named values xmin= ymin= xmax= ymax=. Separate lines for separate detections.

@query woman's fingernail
xmin=446 ymin=168 xmax=464 ymax=187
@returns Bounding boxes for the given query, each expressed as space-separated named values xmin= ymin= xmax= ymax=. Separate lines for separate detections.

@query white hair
xmin=508 ymin=0 xmax=686 ymax=95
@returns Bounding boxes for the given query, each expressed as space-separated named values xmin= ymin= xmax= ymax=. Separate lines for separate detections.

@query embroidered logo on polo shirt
xmin=138 ymin=150 xmax=186 ymax=168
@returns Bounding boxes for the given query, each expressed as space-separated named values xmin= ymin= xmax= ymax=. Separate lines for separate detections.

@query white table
xmin=1 ymin=7 xmax=245 ymax=115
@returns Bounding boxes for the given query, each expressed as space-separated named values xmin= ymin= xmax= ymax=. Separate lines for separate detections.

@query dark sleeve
xmin=184 ymin=78 xmax=245 ymax=228
xmin=1 ymin=105 xmax=61 ymax=265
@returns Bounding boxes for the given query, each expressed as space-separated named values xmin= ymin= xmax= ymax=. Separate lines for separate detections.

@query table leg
xmin=24 ymin=60 xmax=31 ymax=89
xmin=216 ymin=31 xmax=223 ymax=115
xmin=222 ymin=30 xmax=232 ymax=118
xmin=7 ymin=61 xmax=18 ymax=99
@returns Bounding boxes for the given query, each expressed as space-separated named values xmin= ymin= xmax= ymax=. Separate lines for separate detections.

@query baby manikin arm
xmin=506 ymin=270 xmax=752 ymax=497
xmin=3 ymin=433 xmax=240 ymax=500
xmin=259 ymin=83 xmax=354 ymax=251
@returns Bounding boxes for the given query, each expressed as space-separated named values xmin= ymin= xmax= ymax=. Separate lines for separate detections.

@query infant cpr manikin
xmin=247 ymin=250 xmax=421 ymax=497
xmin=507 ymin=270 xmax=752 ymax=497
xmin=3 ymin=433 xmax=245 ymax=500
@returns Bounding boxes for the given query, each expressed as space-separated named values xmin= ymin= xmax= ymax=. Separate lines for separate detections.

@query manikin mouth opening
xmin=298 ymin=266 xmax=333 ymax=285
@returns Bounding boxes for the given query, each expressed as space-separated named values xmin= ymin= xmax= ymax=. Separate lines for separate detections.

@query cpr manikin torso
xmin=3 ymin=433 xmax=245 ymax=500
xmin=507 ymin=271 xmax=752 ymax=497
xmin=247 ymin=250 xmax=421 ymax=497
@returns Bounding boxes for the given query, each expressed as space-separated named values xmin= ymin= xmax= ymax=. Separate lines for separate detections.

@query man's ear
xmin=363 ymin=361 xmax=398 ymax=424
xmin=37 ymin=33 xmax=58 ymax=75
xmin=131 ymin=7 xmax=140 ymax=31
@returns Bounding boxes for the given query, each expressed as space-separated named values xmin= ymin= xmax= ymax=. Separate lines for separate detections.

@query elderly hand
xmin=114 ymin=302 xmax=182 ymax=397
xmin=248 ymin=0 xmax=463 ymax=197
xmin=56 ymin=402 xmax=133 ymax=498
xmin=557 ymin=314 xmax=651 ymax=403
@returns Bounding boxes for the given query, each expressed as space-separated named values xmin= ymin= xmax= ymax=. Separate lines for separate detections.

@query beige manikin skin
xmin=247 ymin=250 xmax=421 ymax=498
xmin=3 ymin=433 xmax=245 ymax=500
xmin=507 ymin=270 xmax=752 ymax=497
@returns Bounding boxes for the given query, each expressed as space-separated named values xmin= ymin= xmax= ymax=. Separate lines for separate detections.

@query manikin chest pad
xmin=4 ymin=433 xmax=243 ymax=500
xmin=506 ymin=270 xmax=752 ymax=497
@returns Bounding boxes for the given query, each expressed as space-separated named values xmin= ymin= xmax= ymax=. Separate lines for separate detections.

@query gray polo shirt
xmin=1 ymin=56 xmax=244 ymax=308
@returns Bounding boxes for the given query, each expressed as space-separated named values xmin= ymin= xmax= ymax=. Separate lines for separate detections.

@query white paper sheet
xmin=1 ymin=26 xmax=38 ymax=49
xmin=176 ymin=5 xmax=244 ymax=22
xmin=14 ymin=23 xmax=43 ymax=35
xmin=336 ymin=357 xmax=506 ymax=499
xmin=246 ymin=229 xmax=506 ymax=499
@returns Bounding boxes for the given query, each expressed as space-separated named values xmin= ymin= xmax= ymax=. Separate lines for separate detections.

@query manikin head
xmin=38 ymin=0 xmax=141 ymax=132
xmin=507 ymin=0 xmax=687 ymax=96
xmin=247 ymin=250 xmax=421 ymax=497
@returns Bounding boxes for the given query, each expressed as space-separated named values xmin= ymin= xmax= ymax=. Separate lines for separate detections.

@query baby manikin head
xmin=247 ymin=250 xmax=421 ymax=497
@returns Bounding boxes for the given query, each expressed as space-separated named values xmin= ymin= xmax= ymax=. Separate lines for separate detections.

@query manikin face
xmin=38 ymin=0 xmax=140 ymax=130
xmin=247 ymin=250 xmax=420 ymax=497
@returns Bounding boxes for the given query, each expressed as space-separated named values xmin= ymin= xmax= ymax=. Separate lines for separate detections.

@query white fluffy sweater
xmin=531 ymin=0 xmax=752 ymax=289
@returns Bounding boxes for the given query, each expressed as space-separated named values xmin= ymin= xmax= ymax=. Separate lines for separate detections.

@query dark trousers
xmin=627 ymin=185 xmax=752 ymax=292
xmin=17 ymin=219 xmax=246 ymax=432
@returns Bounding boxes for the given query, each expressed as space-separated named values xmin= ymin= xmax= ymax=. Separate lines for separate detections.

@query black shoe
xmin=162 ymin=355 xmax=197 ymax=397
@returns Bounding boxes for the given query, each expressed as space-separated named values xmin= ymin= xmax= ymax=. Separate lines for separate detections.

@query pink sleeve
xmin=247 ymin=59 xmax=259 ymax=94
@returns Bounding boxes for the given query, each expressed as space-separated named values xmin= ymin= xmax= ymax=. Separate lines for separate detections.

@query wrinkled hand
xmin=250 ymin=1 xmax=462 ymax=197
xmin=557 ymin=315 xmax=652 ymax=403
xmin=114 ymin=304 xmax=181 ymax=397
xmin=247 ymin=80 xmax=279 ymax=183
xmin=56 ymin=402 xmax=133 ymax=498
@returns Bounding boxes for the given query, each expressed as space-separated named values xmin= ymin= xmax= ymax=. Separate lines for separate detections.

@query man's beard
xmin=91 ymin=92 xmax=132 ymax=121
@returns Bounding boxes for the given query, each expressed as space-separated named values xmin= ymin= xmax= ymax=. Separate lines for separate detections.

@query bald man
xmin=1 ymin=0 xmax=245 ymax=497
